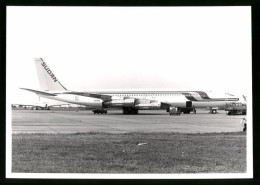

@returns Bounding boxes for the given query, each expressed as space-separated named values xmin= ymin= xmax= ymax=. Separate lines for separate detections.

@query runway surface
xmin=12 ymin=109 xmax=245 ymax=134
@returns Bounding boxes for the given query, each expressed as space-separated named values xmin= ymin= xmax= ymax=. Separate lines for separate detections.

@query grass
xmin=12 ymin=132 xmax=246 ymax=173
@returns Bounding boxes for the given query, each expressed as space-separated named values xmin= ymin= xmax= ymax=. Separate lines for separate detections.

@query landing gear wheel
xmin=123 ymin=108 xmax=138 ymax=114
xmin=212 ymin=109 xmax=217 ymax=114
xmin=123 ymin=109 xmax=129 ymax=114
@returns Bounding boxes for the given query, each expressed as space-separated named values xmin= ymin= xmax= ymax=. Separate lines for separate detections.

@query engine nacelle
xmin=89 ymin=99 xmax=103 ymax=109
xmin=135 ymin=102 xmax=161 ymax=110
xmin=103 ymin=99 xmax=136 ymax=107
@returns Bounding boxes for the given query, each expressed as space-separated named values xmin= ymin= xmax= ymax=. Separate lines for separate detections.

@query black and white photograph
xmin=5 ymin=6 xmax=253 ymax=179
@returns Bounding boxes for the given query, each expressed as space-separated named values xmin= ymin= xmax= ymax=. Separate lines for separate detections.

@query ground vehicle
xmin=92 ymin=109 xmax=107 ymax=114
xmin=169 ymin=107 xmax=181 ymax=116
xmin=225 ymin=103 xmax=246 ymax=115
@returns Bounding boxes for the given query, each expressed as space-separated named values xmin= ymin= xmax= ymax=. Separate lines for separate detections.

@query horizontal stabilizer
xmin=20 ymin=88 xmax=57 ymax=96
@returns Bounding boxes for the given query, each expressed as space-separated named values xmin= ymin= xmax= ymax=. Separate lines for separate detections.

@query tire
xmin=212 ymin=109 xmax=217 ymax=114
xmin=123 ymin=109 xmax=128 ymax=114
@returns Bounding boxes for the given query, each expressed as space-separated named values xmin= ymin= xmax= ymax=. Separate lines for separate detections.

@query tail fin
xmin=35 ymin=58 xmax=67 ymax=91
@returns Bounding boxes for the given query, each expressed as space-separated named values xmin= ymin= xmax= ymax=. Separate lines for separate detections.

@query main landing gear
xmin=182 ymin=110 xmax=191 ymax=114
xmin=123 ymin=107 xmax=139 ymax=114
xmin=92 ymin=109 xmax=107 ymax=114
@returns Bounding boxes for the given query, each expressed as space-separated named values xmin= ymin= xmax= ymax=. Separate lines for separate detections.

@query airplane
xmin=12 ymin=102 xmax=72 ymax=110
xmin=12 ymin=103 xmax=51 ymax=110
xmin=20 ymin=58 xmax=239 ymax=115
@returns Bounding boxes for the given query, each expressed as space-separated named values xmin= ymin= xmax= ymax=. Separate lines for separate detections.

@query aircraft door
xmin=186 ymin=101 xmax=192 ymax=108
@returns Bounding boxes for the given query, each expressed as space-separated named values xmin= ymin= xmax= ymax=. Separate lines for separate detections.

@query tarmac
xmin=12 ymin=109 xmax=246 ymax=134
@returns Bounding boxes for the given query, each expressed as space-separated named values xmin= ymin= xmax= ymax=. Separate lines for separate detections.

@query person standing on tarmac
xmin=241 ymin=118 xmax=247 ymax=132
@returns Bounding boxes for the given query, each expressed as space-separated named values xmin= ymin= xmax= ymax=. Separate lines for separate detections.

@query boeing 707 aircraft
xmin=20 ymin=58 xmax=239 ymax=114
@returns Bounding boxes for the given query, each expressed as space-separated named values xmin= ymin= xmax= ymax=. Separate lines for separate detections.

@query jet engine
xmin=135 ymin=102 xmax=161 ymax=110
xmin=103 ymin=99 xmax=136 ymax=107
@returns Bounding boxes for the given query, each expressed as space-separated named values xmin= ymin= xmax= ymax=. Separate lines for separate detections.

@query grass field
xmin=12 ymin=132 xmax=246 ymax=173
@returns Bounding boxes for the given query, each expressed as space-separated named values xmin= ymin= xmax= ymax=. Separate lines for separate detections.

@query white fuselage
xmin=39 ymin=90 xmax=239 ymax=110
xmin=25 ymin=59 xmax=240 ymax=113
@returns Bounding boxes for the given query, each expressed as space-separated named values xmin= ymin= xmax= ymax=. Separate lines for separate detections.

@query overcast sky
xmin=6 ymin=6 xmax=251 ymax=104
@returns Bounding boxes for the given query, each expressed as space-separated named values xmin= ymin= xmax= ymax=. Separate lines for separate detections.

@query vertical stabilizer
xmin=35 ymin=58 xmax=67 ymax=91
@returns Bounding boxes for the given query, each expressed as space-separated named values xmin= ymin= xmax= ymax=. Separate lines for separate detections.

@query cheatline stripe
xmin=209 ymin=98 xmax=239 ymax=101
xmin=58 ymin=91 xmax=238 ymax=101
xmin=63 ymin=91 xmax=209 ymax=94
